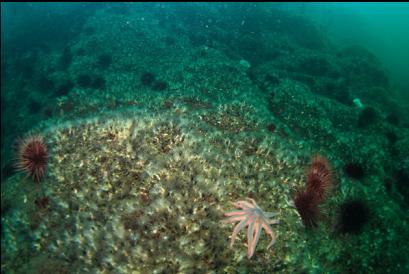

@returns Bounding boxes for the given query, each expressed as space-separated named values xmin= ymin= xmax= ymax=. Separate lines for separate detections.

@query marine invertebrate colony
xmin=16 ymin=135 xmax=48 ymax=182
xmin=223 ymin=198 xmax=279 ymax=258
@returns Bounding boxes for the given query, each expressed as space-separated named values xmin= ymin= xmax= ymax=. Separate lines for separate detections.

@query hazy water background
xmin=293 ymin=3 xmax=409 ymax=100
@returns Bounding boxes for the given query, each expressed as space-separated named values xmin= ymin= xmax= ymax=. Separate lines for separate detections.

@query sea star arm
xmin=233 ymin=200 xmax=254 ymax=210
xmin=262 ymin=222 xmax=277 ymax=249
xmin=230 ymin=214 xmax=252 ymax=248
xmin=268 ymin=219 xmax=280 ymax=225
xmin=246 ymin=198 xmax=259 ymax=208
xmin=222 ymin=214 xmax=246 ymax=224
xmin=224 ymin=210 xmax=247 ymax=217
xmin=265 ymin=212 xmax=279 ymax=218
xmin=248 ymin=218 xmax=263 ymax=258
xmin=247 ymin=215 xmax=256 ymax=256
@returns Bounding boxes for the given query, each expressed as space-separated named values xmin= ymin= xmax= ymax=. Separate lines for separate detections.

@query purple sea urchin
xmin=337 ymin=200 xmax=370 ymax=234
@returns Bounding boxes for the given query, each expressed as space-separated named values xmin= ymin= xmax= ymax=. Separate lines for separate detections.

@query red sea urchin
xmin=306 ymin=155 xmax=334 ymax=202
xmin=16 ymin=135 xmax=48 ymax=182
xmin=294 ymin=155 xmax=335 ymax=228
xmin=294 ymin=190 xmax=320 ymax=228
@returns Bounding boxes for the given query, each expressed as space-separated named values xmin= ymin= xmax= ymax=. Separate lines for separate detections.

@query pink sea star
xmin=223 ymin=198 xmax=279 ymax=258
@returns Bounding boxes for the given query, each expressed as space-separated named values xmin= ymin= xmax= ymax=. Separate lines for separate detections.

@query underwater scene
xmin=1 ymin=3 xmax=409 ymax=273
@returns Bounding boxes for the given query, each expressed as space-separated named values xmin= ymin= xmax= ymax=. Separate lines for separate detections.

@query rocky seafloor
xmin=1 ymin=3 xmax=409 ymax=274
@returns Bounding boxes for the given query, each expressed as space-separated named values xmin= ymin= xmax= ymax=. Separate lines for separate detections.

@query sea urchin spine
xmin=16 ymin=135 xmax=48 ymax=182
